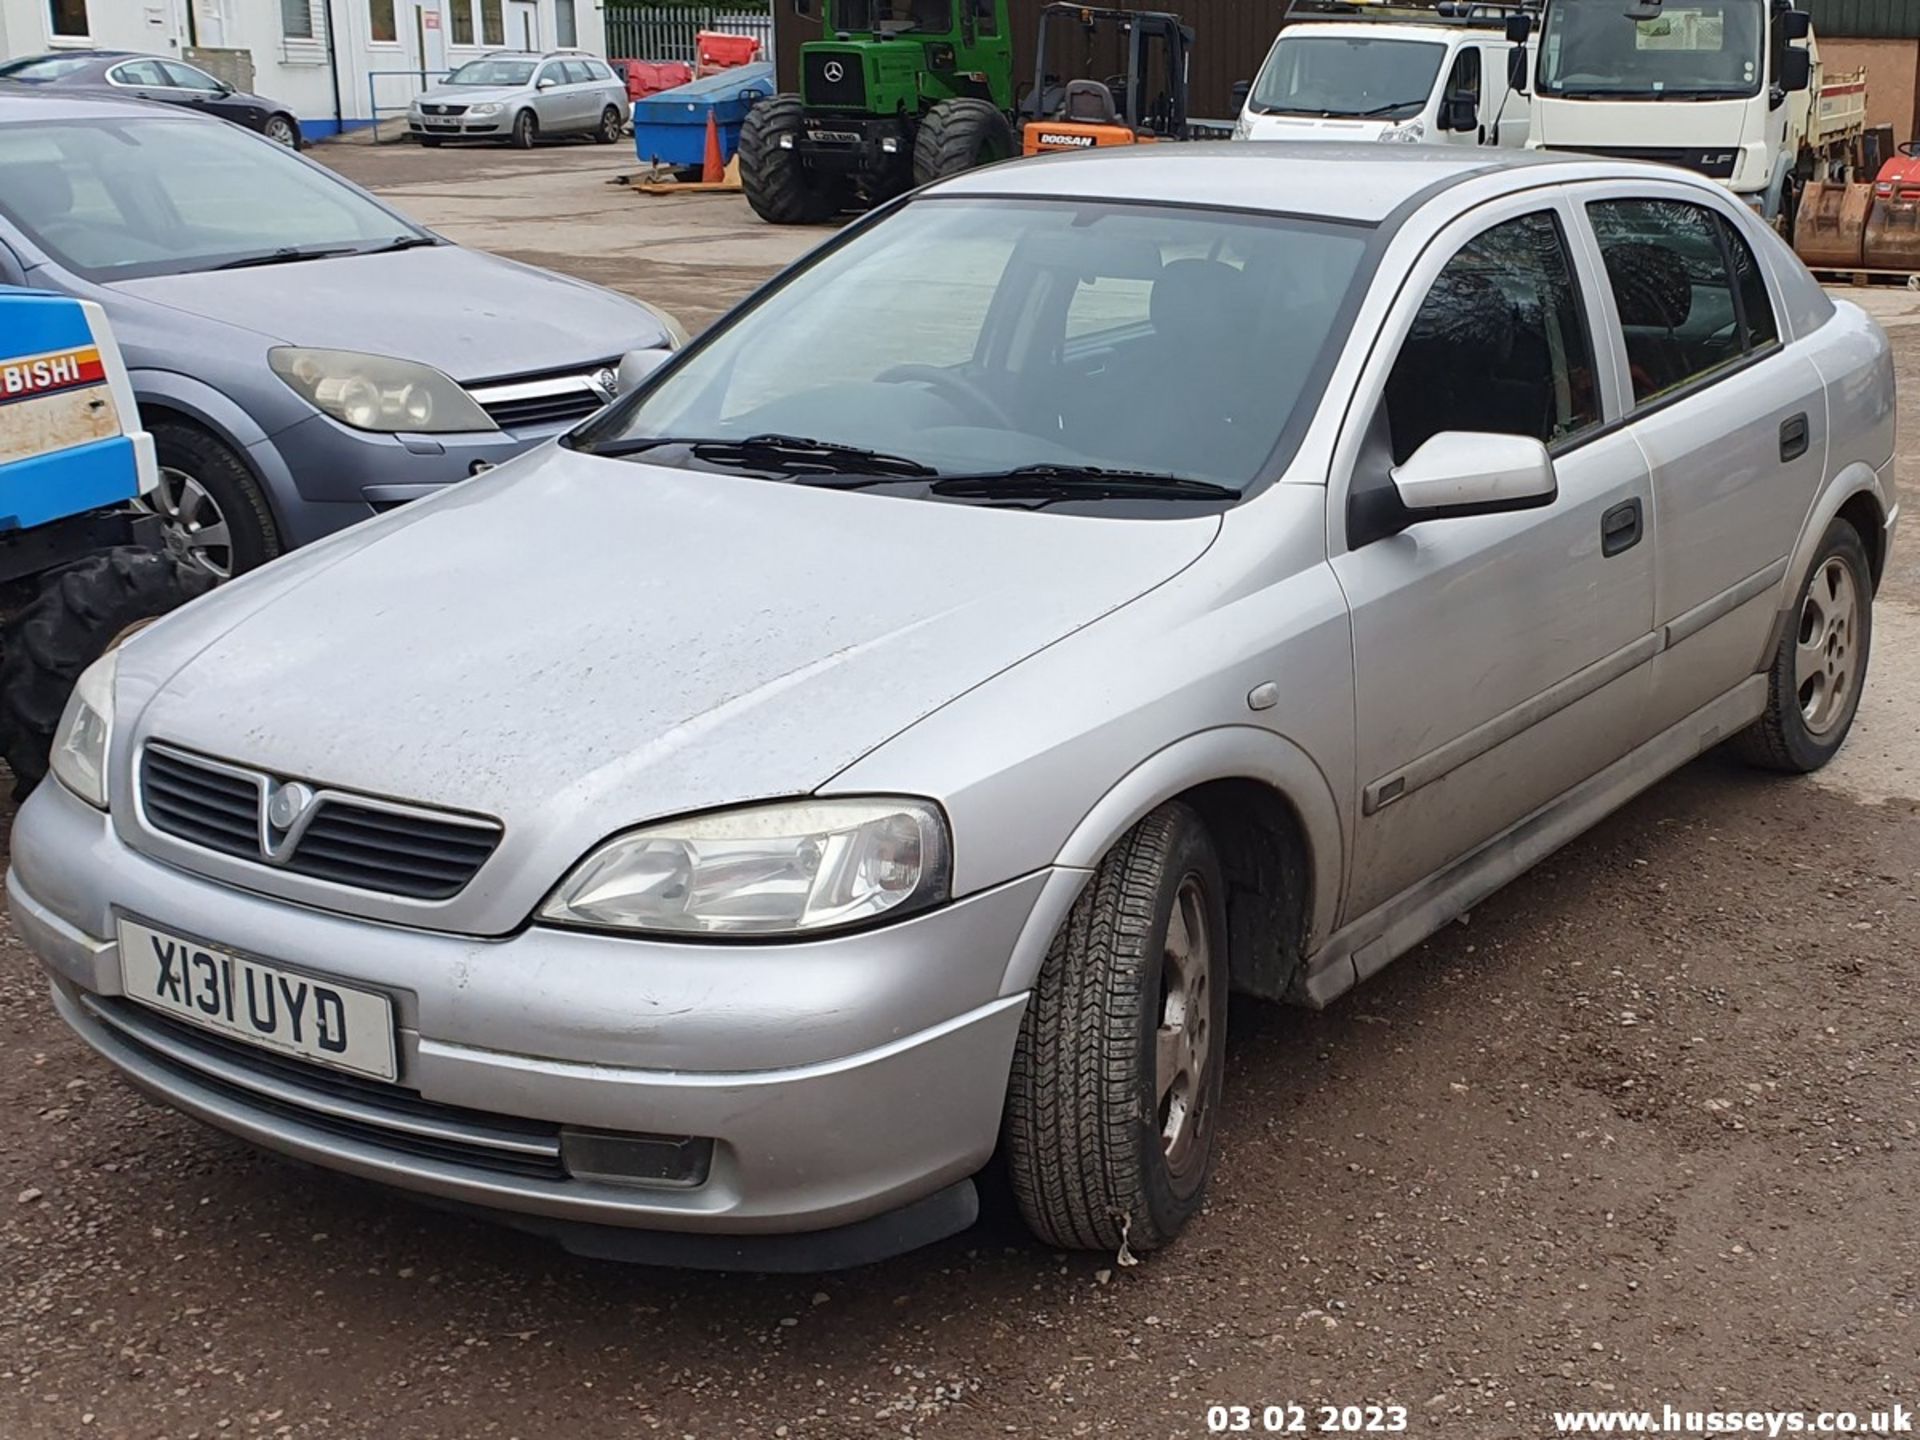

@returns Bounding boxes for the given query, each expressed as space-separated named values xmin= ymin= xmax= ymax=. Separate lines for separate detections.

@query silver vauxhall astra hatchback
xmin=10 ymin=145 xmax=1897 ymax=1270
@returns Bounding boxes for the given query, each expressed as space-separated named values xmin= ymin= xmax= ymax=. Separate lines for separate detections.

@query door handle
xmin=1780 ymin=412 xmax=1809 ymax=463
xmin=1601 ymin=497 xmax=1643 ymax=557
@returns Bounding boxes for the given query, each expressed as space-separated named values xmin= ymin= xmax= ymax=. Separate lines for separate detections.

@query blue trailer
xmin=0 ymin=287 xmax=209 ymax=791
xmin=631 ymin=63 xmax=776 ymax=170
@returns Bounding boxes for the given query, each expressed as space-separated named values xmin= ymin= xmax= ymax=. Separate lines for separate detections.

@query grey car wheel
xmin=1003 ymin=801 xmax=1229 ymax=1253
xmin=139 ymin=467 xmax=235 ymax=582
xmin=146 ymin=421 xmax=282 ymax=579
xmin=1733 ymin=518 xmax=1874 ymax=773
xmin=595 ymin=105 xmax=624 ymax=144
xmin=512 ymin=109 xmax=538 ymax=149
xmin=263 ymin=114 xmax=298 ymax=147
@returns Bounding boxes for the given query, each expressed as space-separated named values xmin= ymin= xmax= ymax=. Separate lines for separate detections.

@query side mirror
xmin=1231 ymin=78 xmax=1251 ymax=110
xmin=1504 ymin=13 xmax=1531 ymax=43
xmin=1392 ymin=432 xmax=1557 ymax=520
xmin=1783 ymin=10 xmax=1811 ymax=40
xmin=1439 ymin=92 xmax=1477 ymax=131
xmin=1507 ymin=46 xmax=1529 ymax=95
xmin=616 ymin=347 xmax=672 ymax=396
xmin=537 ymin=76 xmax=557 ymax=90
xmin=1781 ymin=48 xmax=1811 ymax=93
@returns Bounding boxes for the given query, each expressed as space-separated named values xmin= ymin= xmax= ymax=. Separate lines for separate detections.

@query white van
xmin=1234 ymin=10 xmax=1533 ymax=149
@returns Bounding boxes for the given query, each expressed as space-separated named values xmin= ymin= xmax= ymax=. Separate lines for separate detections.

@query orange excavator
xmin=1020 ymin=4 xmax=1194 ymax=156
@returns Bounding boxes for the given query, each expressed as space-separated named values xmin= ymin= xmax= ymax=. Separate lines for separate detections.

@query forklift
xmin=1021 ymin=4 xmax=1194 ymax=155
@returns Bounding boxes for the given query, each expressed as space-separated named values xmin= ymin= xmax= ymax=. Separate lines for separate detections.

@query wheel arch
xmin=129 ymin=375 xmax=287 ymax=533
xmin=1025 ymin=727 xmax=1346 ymax=1002
xmin=1757 ymin=462 xmax=1890 ymax=670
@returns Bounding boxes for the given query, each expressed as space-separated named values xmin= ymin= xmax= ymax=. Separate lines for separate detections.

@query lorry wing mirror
xmin=1783 ymin=10 xmax=1811 ymax=40
xmin=1507 ymin=47 xmax=1529 ymax=95
xmin=1782 ymin=48 xmax=1812 ymax=93
xmin=1440 ymin=91 xmax=1477 ymax=131
xmin=1231 ymin=79 xmax=1251 ymax=110
xmin=1504 ymin=13 xmax=1531 ymax=43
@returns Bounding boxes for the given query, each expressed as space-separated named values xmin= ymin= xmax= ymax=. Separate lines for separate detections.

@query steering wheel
xmin=875 ymin=363 xmax=1015 ymax=426
xmin=1901 ymin=141 xmax=1920 ymax=158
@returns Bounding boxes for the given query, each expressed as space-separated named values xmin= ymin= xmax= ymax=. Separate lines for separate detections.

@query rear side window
xmin=1587 ymin=199 xmax=1777 ymax=404
xmin=1383 ymin=210 xmax=1601 ymax=464
xmin=110 ymin=60 xmax=171 ymax=87
xmin=585 ymin=60 xmax=613 ymax=81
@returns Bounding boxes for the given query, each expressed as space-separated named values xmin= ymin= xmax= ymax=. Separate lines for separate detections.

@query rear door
xmin=1575 ymin=183 xmax=1828 ymax=731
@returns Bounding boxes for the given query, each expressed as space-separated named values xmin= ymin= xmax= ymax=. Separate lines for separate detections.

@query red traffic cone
xmin=701 ymin=110 xmax=723 ymax=184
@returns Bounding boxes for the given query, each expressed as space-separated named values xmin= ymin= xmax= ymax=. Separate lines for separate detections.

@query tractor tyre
xmin=739 ymin=95 xmax=845 ymax=225
xmin=0 ymin=549 xmax=215 ymax=796
xmin=912 ymin=98 xmax=1014 ymax=186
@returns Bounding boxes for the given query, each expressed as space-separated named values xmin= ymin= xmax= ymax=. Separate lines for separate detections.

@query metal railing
xmin=604 ymin=4 xmax=774 ymax=64
xmin=366 ymin=67 xmax=450 ymax=144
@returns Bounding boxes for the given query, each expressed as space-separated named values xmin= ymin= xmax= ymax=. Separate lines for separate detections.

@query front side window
xmin=972 ymin=0 xmax=997 ymax=36
xmin=1384 ymin=211 xmax=1601 ymax=464
xmin=0 ymin=118 xmax=421 ymax=280
xmin=162 ymin=62 xmax=225 ymax=92
xmin=1540 ymin=0 xmax=1764 ymax=99
xmin=1446 ymin=45 xmax=1482 ymax=105
xmin=47 ymin=0 xmax=88 ymax=38
xmin=577 ymin=199 xmax=1369 ymax=496
xmin=281 ymin=0 xmax=315 ymax=40
xmin=1250 ymin=36 xmax=1446 ymax=119
xmin=369 ymin=0 xmax=397 ymax=44
xmin=1587 ymin=198 xmax=1774 ymax=403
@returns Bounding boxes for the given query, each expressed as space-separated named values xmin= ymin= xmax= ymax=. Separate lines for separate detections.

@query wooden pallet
xmin=1809 ymin=266 xmax=1920 ymax=289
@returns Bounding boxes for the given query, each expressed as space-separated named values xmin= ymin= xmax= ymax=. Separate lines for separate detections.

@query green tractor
xmin=739 ymin=0 xmax=1017 ymax=224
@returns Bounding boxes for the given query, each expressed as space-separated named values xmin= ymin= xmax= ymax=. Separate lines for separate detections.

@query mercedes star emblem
xmin=824 ymin=61 xmax=845 ymax=82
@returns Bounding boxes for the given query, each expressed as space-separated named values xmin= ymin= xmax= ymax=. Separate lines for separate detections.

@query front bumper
xmin=11 ymin=780 xmax=1062 ymax=1267
xmin=792 ymin=115 xmax=912 ymax=172
xmin=409 ymin=113 xmax=510 ymax=138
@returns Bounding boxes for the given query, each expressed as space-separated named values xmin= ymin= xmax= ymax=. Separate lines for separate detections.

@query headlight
xmin=50 ymin=648 xmax=117 ymax=809
xmin=634 ymin=299 xmax=690 ymax=351
xmin=1377 ymin=120 xmax=1427 ymax=143
xmin=540 ymin=798 xmax=951 ymax=937
xmin=468 ymin=102 xmax=502 ymax=117
xmin=268 ymin=347 xmax=497 ymax=434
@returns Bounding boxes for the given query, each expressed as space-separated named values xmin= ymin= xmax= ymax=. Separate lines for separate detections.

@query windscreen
xmin=446 ymin=59 xmax=537 ymax=85
xmin=0 ymin=118 xmax=424 ymax=280
xmin=1539 ymin=0 xmax=1764 ymax=98
xmin=1249 ymin=35 xmax=1447 ymax=118
xmin=577 ymin=197 xmax=1371 ymax=494
xmin=834 ymin=0 xmax=953 ymax=33
xmin=0 ymin=55 xmax=96 ymax=82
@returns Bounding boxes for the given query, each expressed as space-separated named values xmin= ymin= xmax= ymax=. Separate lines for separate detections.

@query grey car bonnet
xmin=115 ymin=447 xmax=1219 ymax=929
xmin=106 ymin=247 xmax=667 ymax=381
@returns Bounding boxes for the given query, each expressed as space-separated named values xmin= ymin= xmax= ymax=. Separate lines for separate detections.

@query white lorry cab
xmin=1233 ymin=1 xmax=1534 ymax=149
xmin=1528 ymin=0 xmax=1846 ymax=225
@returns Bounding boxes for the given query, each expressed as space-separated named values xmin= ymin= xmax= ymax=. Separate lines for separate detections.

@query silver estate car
xmin=407 ymin=51 xmax=630 ymax=149
xmin=11 ymin=146 xmax=1896 ymax=1270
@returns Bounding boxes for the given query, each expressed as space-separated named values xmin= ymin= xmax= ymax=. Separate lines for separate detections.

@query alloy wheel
xmin=1795 ymin=555 xmax=1861 ymax=736
xmin=264 ymin=116 xmax=296 ymax=147
xmin=138 ymin=467 xmax=233 ymax=581
xmin=1155 ymin=874 xmax=1215 ymax=1183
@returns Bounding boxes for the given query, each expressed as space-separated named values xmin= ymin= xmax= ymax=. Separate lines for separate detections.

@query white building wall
xmin=0 ymin=0 xmax=608 ymax=136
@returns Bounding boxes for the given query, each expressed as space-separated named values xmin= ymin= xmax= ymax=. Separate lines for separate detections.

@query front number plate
xmin=117 ymin=919 xmax=398 ymax=1082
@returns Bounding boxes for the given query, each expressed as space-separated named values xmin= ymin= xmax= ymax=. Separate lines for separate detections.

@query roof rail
xmin=1282 ymin=0 xmax=1538 ymax=27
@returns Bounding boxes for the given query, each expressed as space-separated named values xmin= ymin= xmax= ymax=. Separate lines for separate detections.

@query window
xmin=1539 ymin=0 xmax=1763 ymax=100
xmin=1250 ymin=36 xmax=1444 ymax=120
xmin=535 ymin=63 xmax=565 ymax=88
xmin=481 ymin=0 xmax=504 ymax=46
xmin=1587 ymin=198 xmax=1773 ymax=403
xmin=971 ymin=0 xmax=997 ymax=36
xmin=369 ymin=0 xmax=396 ymax=43
xmin=281 ymin=0 xmax=315 ymax=40
xmin=108 ymin=60 xmax=172 ymax=87
xmin=1065 ymin=274 xmax=1157 ymax=342
xmin=48 ymin=0 xmax=88 ymax=38
xmin=1384 ymin=211 xmax=1600 ymax=464
xmin=585 ymin=60 xmax=613 ymax=81
xmin=555 ymin=0 xmax=577 ymax=48
xmin=161 ymin=62 xmax=226 ymax=92
xmin=450 ymin=0 xmax=475 ymax=46
xmin=560 ymin=61 xmax=593 ymax=85
xmin=1445 ymin=45 xmax=1481 ymax=105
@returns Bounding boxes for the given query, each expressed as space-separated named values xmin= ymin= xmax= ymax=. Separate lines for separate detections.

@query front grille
xmin=468 ymin=359 xmax=617 ymax=432
xmin=140 ymin=745 xmax=502 ymax=902
xmin=85 ymin=995 xmax=567 ymax=1180
xmin=421 ymin=102 xmax=469 ymax=116
xmin=1556 ymin=144 xmax=1738 ymax=180
xmin=803 ymin=50 xmax=866 ymax=109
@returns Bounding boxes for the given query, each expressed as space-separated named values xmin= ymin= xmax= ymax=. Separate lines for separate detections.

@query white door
xmin=1435 ymin=44 xmax=1484 ymax=146
xmin=509 ymin=0 xmax=539 ymax=50
xmin=409 ymin=2 xmax=448 ymax=77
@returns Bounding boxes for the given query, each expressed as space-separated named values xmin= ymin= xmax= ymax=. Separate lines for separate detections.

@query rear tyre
xmin=511 ymin=109 xmax=538 ymax=149
xmin=0 ymin=550 xmax=215 ymax=796
xmin=1002 ymin=802 xmax=1229 ymax=1253
xmin=738 ymin=95 xmax=845 ymax=225
xmin=912 ymin=98 xmax=1014 ymax=186
xmin=1732 ymin=518 xmax=1873 ymax=773
xmin=595 ymin=105 xmax=625 ymax=144
xmin=148 ymin=420 xmax=281 ymax=580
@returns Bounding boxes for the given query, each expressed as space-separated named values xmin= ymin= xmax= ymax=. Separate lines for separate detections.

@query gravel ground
xmin=1 ymin=145 xmax=1916 ymax=1440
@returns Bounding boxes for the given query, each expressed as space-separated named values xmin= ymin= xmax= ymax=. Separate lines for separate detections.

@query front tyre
xmin=1733 ymin=518 xmax=1874 ymax=773
xmin=511 ymin=109 xmax=538 ymax=149
xmin=0 ymin=550 xmax=215 ymax=795
xmin=148 ymin=420 xmax=282 ymax=580
xmin=738 ymin=95 xmax=845 ymax=225
xmin=262 ymin=114 xmax=300 ymax=148
xmin=1003 ymin=802 xmax=1229 ymax=1253
xmin=911 ymin=98 xmax=1014 ymax=186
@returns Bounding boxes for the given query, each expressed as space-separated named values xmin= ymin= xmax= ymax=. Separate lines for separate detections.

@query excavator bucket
xmin=1863 ymin=170 xmax=1920 ymax=273
xmin=1794 ymin=181 xmax=1870 ymax=271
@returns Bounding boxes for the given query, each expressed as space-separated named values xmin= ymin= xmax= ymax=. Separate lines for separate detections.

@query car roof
xmin=1276 ymin=21 xmax=1486 ymax=42
xmin=928 ymin=143 xmax=1691 ymax=225
xmin=0 ymin=87 xmax=184 ymax=122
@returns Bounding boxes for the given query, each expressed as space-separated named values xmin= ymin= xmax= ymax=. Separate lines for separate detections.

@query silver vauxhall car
xmin=9 ymin=146 xmax=1897 ymax=1270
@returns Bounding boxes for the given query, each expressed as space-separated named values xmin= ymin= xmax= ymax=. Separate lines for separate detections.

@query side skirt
xmin=1294 ymin=676 xmax=1768 ymax=1009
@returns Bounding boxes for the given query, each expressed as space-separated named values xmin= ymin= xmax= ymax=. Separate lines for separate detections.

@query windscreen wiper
xmin=930 ymin=464 xmax=1240 ymax=503
xmin=359 ymin=235 xmax=441 ymax=253
xmin=1348 ymin=99 xmax=1429 ymax=117
xmin=211 ymin=244 xmax=365 ymax=270
xmin=580 ymin=432 xmax=938 ymax=479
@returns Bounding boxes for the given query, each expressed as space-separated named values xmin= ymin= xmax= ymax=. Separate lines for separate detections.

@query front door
xmin=1330 ymin=196 xmax=1658 ymax=924
xmin=1436 ymin=44 xmax=1483 ymax=145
